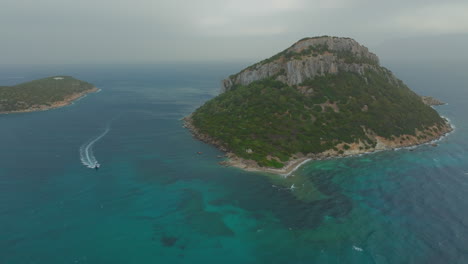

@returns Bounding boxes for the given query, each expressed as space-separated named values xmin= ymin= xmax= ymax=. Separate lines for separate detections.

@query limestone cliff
xmin=223 ymin=36 xmax=382 ymax=91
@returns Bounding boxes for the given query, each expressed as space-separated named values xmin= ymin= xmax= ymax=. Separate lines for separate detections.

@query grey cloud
xmin=1 ymin=0 xmax=466 ymax=64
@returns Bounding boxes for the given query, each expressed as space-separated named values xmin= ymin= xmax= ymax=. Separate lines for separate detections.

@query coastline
xmin=0 ymin=87 xmax=99 ymax=115
xmin=184 ymin=115 xmax=454 ymax=176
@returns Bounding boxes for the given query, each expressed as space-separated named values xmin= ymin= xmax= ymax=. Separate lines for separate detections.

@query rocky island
xmin=0 ymin=76 xmax=97 ymax=114
xmin=185 ymin=36 xmax=452 ymax=175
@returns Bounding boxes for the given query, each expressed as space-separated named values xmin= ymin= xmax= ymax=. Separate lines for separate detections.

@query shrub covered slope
xmin=0 ymin=76 xmax=95 ymax=112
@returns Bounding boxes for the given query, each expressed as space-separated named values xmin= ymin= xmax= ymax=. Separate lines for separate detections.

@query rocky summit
xmin=187 ymin=36 xmax=452 ymax=173
xmin=223 ymin=36 xmax=379 ymax=91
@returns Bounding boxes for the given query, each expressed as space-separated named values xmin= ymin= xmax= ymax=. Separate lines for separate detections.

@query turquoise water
xmin=1 ymin=62 xmax=467 ymax=263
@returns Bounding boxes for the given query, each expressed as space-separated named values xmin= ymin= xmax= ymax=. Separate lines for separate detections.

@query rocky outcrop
xmin=421 ymin=96 xmax=446 ymax=106
xmin=223 ymin=36 xmax=381 ymax=91
xmin=289 ymin=37 xmax=379 ymax=63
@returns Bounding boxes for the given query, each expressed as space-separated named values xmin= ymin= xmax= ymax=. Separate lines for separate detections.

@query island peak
xmin=187 ymin=36 xmax=453 ymax=175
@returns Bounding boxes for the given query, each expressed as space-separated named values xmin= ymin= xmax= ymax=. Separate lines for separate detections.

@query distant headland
xmin=0 ymin=76 xmax=98 ymax=114
xmin=185 ymin=36 xmax=453 ymax=175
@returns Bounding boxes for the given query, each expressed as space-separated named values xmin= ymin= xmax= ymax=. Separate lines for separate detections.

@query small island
xmin=0 ymin=76 xmax=97 ymax=114
xmin=185 ymin=36 xmax=453 ymax=175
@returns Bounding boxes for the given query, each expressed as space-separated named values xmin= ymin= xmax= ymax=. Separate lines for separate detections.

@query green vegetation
xmin=192 ymin=70 xmax=445 ymax=168
xmin=0 ymin=76 xmax=95 ymax=112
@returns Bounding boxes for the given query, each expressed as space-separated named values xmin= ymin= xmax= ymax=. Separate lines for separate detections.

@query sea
xmin=0 ymin=61 xmax=467 ymax=264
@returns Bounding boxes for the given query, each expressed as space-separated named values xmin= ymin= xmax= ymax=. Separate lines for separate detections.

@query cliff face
xmin=223 ymin=36 xmax=381 ymax=91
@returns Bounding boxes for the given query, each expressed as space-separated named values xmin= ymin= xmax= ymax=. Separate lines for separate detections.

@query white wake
xmin=80 ymin=126 xmax=110 ymax=168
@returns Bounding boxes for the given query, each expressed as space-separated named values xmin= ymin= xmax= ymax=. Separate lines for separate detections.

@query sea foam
xmin=80 ymin=125 xmax=110 ymax=168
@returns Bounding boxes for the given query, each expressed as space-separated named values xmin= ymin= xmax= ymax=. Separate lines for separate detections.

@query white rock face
xmin=289 ymin=37 xmax=378 ymax=63
xmin=222 ymin=36 xmax=380 ymax=91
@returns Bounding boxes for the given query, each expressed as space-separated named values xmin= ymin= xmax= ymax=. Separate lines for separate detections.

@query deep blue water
xmin=0 ymin=61 xmax=467 ymax=263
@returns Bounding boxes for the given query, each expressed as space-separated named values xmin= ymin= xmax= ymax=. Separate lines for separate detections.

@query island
xmin=185 ymin=36 xmax=453 ymax=175
xmin=0 ymin=76 xmax=98 ymax=114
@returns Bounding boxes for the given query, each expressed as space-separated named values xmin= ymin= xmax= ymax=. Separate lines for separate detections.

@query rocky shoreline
xmin=184 ymin=115 xmax=453 ymax=176
xmin=0 ymin=87 xmax=99 ymax=114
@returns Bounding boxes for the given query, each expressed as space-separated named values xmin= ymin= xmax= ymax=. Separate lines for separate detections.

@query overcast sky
xmin=2 ymin=0 xmax=468 ymax=64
